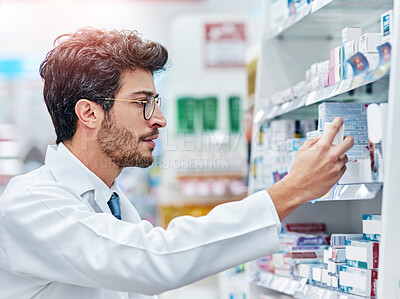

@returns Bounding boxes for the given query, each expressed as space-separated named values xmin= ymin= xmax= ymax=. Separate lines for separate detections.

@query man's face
xmin=97 ymin=68 xmax=166 ymax=168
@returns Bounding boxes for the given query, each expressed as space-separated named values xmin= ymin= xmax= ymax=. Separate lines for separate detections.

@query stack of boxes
xmin=290 ymin=215 xmax=382 ymax=297
xmin=253 ymin=119 xmax=316 ymax=189
xmin=329 ymin=44 xmax=343 ymax=86
xmin=359 ymin=32 xmax=382 ymax=71
xmin=338 ymin=214 xmax=381 ymax=297
xmin=267 ymin=9 xmax=393 ymax=107
xmin=341 ymin=27 xmax=362 ymax=80
xmin=270 ymin=223 xmax=329 ymax=277
xmin=324 ymin=234 xmax=362 ymax=290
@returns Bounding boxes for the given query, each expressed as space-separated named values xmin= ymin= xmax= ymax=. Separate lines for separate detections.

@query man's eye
xmin=132 ymin=100 xmax=146 ymax=105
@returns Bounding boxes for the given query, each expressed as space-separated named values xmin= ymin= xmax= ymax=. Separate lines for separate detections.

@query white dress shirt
xmin=0 ymin=143 xmax=281 ymax=298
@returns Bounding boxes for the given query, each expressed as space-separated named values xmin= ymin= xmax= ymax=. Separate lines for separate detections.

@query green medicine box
xmin=177 ymin=97 xmax=196 ymax=134
xmin=228 ymin=96 xmax=241 ymax=132
xmin=202 ymin=96 xmax=218 ymax=132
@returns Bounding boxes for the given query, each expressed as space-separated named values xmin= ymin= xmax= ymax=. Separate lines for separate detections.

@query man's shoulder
xmin=1 ymin=165 xmax=72 ymax=201
xmin=4 ymin=165 xmax=53 ymax=189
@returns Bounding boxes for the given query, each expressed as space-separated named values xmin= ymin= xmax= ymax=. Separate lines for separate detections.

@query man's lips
xmin=143 ymin=134 xmax=158 ymax=142
xmin=142 ymin=134 xmax=158 ymax=147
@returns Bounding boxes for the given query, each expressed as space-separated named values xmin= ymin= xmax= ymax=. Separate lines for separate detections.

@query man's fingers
xmin=338 ymin=154 xmax=349 ymax=165
xmin=320 ymin=117 xmax=344 ymax=145
xmin=336 ymin=163 xmax=347 ymax=181
xmin=299 ymin=135 xmax=322 ymax=152
xmin=334 ymin=135 xmax=354 ymax=156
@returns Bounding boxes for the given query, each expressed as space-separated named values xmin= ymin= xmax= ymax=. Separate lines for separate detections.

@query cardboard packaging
xmin=345 ymin=239 xmax=379 ymax=269
xmin=339 ymin=266 xmax=378 ymax=297
xmin=363 ymin=214 xmax=382 ymax=241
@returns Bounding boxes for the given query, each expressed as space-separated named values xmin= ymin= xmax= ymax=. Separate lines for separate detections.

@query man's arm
xmin=267 ymin=117 xmax=354 ymax=220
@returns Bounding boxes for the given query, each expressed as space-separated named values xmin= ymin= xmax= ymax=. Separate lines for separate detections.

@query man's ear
xmin=75 ymin=99 xmax=103 ymax=129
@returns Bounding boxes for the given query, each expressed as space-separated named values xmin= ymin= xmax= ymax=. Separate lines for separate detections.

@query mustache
xmin=139 ymin=129 xmax=159 ymax=141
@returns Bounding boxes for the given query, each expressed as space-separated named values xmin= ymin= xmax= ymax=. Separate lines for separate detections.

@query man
xmin=0 ymin=28 xmax=353 ymax=298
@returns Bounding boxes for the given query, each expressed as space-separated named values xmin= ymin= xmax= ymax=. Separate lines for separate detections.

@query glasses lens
xmin=144 ymin=96 xmax=155 ymax=119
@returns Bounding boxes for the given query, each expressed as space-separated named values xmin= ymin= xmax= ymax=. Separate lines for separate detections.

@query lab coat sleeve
xmin=0 ymin=181 xmax=281 ymax=295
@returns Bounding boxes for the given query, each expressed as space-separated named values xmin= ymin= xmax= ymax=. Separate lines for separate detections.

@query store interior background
xmin=0 ymin=0 xmax=263 ymax=298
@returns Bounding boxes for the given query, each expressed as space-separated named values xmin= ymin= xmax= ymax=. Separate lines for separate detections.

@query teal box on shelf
xmin=339 ymin=265 xmax=378 ymax=297
xmin=345 ymin=239 xmax=379 ymax=269
xmin=362 ymin=214 xmax=381 ymax=241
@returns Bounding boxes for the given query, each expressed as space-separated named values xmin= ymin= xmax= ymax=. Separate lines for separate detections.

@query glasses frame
xmin=95 ymin=95 xmax=161 ymax=120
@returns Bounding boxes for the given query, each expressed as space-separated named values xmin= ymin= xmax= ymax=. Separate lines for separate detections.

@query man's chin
xmin=131 ymin=155 xmax=154 ymax=168
xmin=112 ymin=155 xmax=154 ymax=168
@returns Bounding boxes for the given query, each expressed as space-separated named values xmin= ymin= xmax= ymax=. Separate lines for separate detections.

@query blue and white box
xmin=330 ymin=234 xmax=363 ymax=248
xmin=339 ymin=266 xmax=378 ymax=297
xmin=363 ymin=214 xmax=381 ymax=241
xmin=345 ymin=239 xmax=379 ymax=269
xmin=319 ymin=102 xmax=367 ymax=117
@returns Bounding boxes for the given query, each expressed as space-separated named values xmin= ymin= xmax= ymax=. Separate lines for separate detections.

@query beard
xmin=97 ymin=112 xmax=157 ymax=168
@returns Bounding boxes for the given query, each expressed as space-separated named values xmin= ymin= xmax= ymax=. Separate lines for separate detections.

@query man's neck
xmin=63 ymin=140 xmax=121 ymax=188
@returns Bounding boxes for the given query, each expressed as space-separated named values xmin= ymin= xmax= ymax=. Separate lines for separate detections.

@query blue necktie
xmin=108 ymin=192 xmax=121 ymax=220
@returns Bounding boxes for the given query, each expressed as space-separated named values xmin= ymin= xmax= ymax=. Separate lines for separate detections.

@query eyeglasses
xmin=95 ymin=95 xmax=161 ymax=120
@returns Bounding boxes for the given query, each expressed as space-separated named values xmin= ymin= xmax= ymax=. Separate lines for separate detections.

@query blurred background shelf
xmin=264 ymin=0 xmax=393 ymax=41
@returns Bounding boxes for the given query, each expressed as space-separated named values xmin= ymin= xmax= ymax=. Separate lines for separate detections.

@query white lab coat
xmin=0 ymin=143 xmax=281 ymax=298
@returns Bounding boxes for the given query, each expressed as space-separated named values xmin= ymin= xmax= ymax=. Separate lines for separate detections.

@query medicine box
xmin=294 ymin=263 xmax=312 ymax=282
xmin=359 ymin=33 xmax=382 ymax=53
xmin=342 ymin=27 xmax=362 ymax=44
xmin=345 ymin=145 xmax=370 ymax=158
xmin=329 ymin=46 xmax=342 ymax=69
xmin=296 ymin=235 xmax=328 ymax=246
xmin=330 ymin=248 xmax=346 ymax=263
xmin=311 ymin=76 xmax=320 ymax=91
xmin=381 ymin=9 xmax=393 ymax=43
xmin=319 ymin=115 xmax=368 ymax=131
xmin=365 ymin=52 xmax=379 ymax=70
xmin=289 ymin=245 xmax=329 ymax=263
xmin=339 ymin=266 xmax=378 ymax=297
xmin=328 ymin=67 xmax=335 ymax=86
xmin=321 ymin=269 xmax=329 ymax=288
xmin=327 ymin=260 xmax=345 ymax=276
xmin=343 ymin=41 xmax=358 ymax=79
xmin=331 ymin=275 xmax=339 ymax=290
xmin=339 ymin=158 xmax=375 ymax=184
xmin=362 ymin=214 xmax=382 ymax=242
xmin=340 ymin=129 xmax=369 ymax=145
xmin=344 ymin=41 xmax=357 ymax=61
xmin=318 ymin=60 xmax=329 ymax=76
xmin=345 ymin=239 xmax=379 ymax=269
xmin=306 ymin=130 xmax=322 ymax=139
xmin=311 ymin=265 xmax=325 ymax=286
xmin=334 ymin=64 xmax=342 ymax=83
xmin=282 ymin=222 xmax=326 ymax=234
xmin=319 ymin=102 xmax=367 ymax=117
xmin=330 ymin=233 xmax=363 ymax=248
xmin=323 ymin=249 xmax=329 ymax=264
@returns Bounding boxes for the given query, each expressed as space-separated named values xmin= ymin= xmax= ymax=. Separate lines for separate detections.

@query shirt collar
xmin=45 ymin=143 xmax=116 ymax=211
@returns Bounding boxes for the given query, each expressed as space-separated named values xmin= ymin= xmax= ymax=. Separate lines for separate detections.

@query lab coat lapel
xmin=45 ymin=144 xmax=112 ymax=215
xmin=45 ymin=145 xmax=94 ymax=199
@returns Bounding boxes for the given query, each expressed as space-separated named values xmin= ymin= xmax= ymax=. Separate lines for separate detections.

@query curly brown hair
xmin=39 ymin=27 xmax=168 ymax=144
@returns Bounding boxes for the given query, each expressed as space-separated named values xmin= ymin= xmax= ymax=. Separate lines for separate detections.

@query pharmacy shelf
xmin=252 ymin=183 xmax=382 ymax=202
xmin=251 ymin=272 xmax=364 ymax=299
xmin=264 ymin=71 xmax=390 ymax=121
xmin=247 ymin=0 xmax=398 ymax=297
xmin=264 ymin=0 xmax=393 ymax=41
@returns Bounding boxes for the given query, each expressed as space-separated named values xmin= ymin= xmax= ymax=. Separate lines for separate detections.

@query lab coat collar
xmin=44 ymin=143 xmax=114 ymax=214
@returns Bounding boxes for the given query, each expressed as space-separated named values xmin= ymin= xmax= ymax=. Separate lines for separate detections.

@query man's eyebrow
xmin=129 ymin=90 xmax=157 ymax=97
